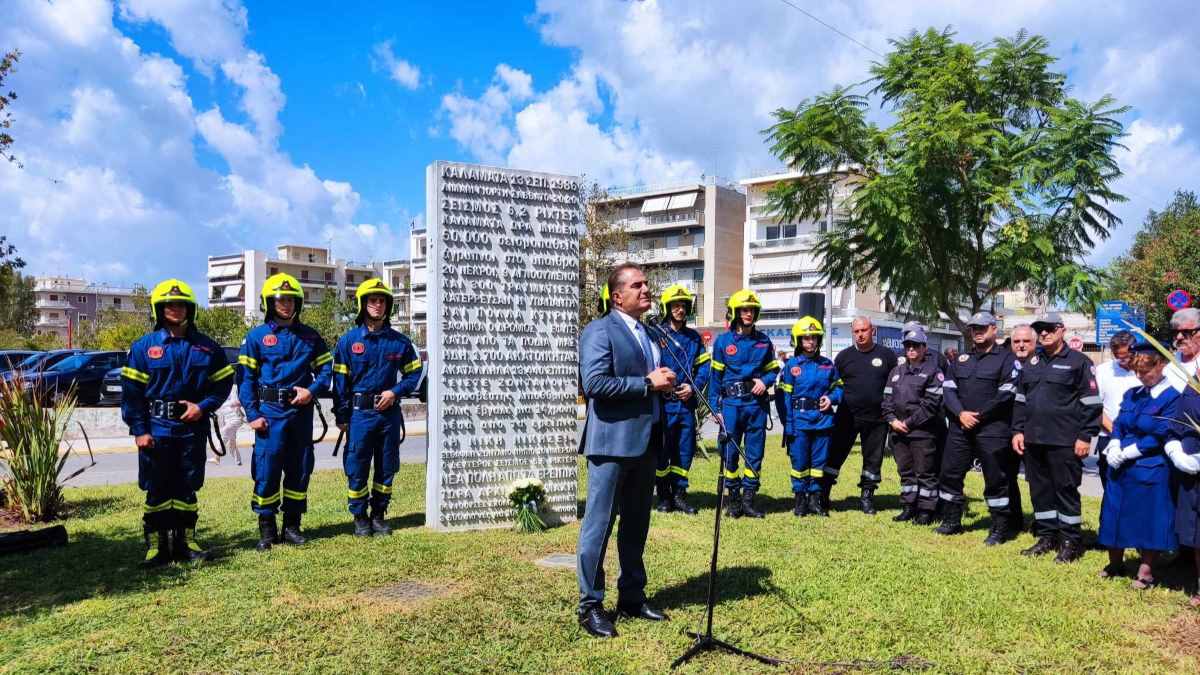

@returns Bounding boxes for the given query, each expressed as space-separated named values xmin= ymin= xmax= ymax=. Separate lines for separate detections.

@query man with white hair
xmin=1166 ymin=308 xmax=1200 ymax=392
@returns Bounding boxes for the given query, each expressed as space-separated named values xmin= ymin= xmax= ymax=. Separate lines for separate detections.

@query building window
xmin=79 ymin=314 xmax=88 ymax=322
xmin=49 ymin=312 xmax=58 ymax=319
xmin=692 ymin=268 xmax=704 ymax=281
xmin=765 ymin=226 xmax=780 ymax=240
xmin=78 ymin=295 xmax=86 ymax=303
xmin=270 ymin=266 xmax=278 ymax=275
xmin=346 ymin=273 xmax=354 ymax=283
xmin=300 ymin=270 xmax=309 ymax=280
xmin=324 ymin=271 xmax=333 ymax=281
xmin=49 ymin=294 xmax=58 ymax=301
xmin=781 ymin=224 xmax=797 ymax=238
xmin=113 ymin=298 xmax=121 ymax=307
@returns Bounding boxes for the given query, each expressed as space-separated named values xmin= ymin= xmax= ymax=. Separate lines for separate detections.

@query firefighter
xmin=237 ymin=273 xmax=333 ymax=551
xmin=653 ymin=283 xmax=710 ymax=514
xmin=775 ymin=316 xmax=842 ymax=517
xmin=121 ymin=279 xmax=234 ymax=566
xmin=882 ymin=327 xmax=944 ymax=524
xmin=707 ymin=289 xmax=782 ymax=518
xmin=333 ymin=279 xmax=423 ymax=536
xmin=934 ymin=311 xmax=1023 ymax=543
xmin=1012 ymin=312 xmax=1102 ymax=563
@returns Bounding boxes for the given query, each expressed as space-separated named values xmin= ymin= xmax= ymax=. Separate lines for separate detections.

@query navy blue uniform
xmin=654 ymin=322 xmax=711 ymax=491
xmin=1172 ymin=389 xmax=1200 ymax=546
xmin=332 ymin=325 xmax=423 ymax=516
xmin=775 ymin=354 xmax=842 ymax=494
xmin=121 ymin=329 xmax=234 ymax=529
xmin=237 ymin=321 xmax=333 ymax=516
xmin=882 ymin=355 xmax=944 ymax=511
xmin=707 ymin=330 xmax=781 ymax=492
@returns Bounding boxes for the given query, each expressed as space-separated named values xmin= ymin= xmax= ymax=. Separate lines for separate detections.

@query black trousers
xmin=937 ymin=428 xmax=1022 ymax=518
xmin=826 ymin=411 xmax=889 ymax=490
xmin=1024 ymin=443 xmax=1084 ymax=543
xmin=894 ymin=435 xmax=938 ymax=511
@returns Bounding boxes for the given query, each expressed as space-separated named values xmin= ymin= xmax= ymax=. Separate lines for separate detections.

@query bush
xmin=0 ymin=373 xmax=79 ymax=522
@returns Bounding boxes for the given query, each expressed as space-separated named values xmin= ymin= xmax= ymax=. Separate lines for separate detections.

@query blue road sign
xmin=1096 ymin=300 xmax=1145 ymax=345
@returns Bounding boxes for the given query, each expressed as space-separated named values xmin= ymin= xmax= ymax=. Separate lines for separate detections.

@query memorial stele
xmin=425 ymin=160 xmax=583 ymax=530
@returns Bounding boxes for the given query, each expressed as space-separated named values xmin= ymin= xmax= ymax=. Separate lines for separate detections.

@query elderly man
xmin=1009 ymin=325 xmax=1037 ymax=364
xmin=1167 ymin=308 xmax=1200 ymax=392
xmin=823 ymin=316 xmax=898 ymax=513
xmin=576 ymin=263 xmax=675 ymax=638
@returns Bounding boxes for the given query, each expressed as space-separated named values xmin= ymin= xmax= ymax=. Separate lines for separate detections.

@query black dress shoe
xmin=617 ymin=602 xmax=668 ymax=621
xmin=673 ymin=490 xmax=699 ymax=515
xmin=578 ymin=606 xmax=618 ymax=638
xmin=353 ymin=514 xmax=373 ymax=537
xmin=860 ymin=488 xmax=877 ymax=515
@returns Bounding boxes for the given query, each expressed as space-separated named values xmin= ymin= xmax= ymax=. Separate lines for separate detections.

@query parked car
xmin=27 ymin=351 xmax=127 ymax=406
xmin=2 ymin=349 xmax=84 ymax=384
xmin=100 ymin=346 xmax=241 ymax=406
xmin=0 ymin=350 xmax=41 ymax=374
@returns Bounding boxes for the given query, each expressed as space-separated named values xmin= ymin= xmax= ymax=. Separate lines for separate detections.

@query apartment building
xmin=34 ymin=276 xmax=140 ymax=341
xmin=407 ymin=227 xmax=428 ymax=333
xmin=207 ymin=244 xmax=383 ymax=317
xmin=740 ymin=169 xmax=963 ymax=356
xmin=597 ymin=176 xmax=746 ymax=326
xmin=381 ymin=259 xmax=412 ymax=328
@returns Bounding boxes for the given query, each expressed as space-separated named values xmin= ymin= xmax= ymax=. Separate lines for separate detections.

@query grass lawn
xmin=3 ymin=438 xmax=1200 ymax=673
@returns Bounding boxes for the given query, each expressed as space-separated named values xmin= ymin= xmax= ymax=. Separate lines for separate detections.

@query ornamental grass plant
xmin=0 ymin=373 xmax=80 ymax=523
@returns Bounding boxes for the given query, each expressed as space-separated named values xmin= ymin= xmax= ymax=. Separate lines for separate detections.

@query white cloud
xmin=1 ymin=0 xmax=404 ymax=294
xmin=371 ymin=40 xmax=422 ymax=90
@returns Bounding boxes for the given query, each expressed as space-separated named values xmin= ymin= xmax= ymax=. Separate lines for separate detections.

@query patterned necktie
xmin=636 ymin=324 xmax=655 ymax=374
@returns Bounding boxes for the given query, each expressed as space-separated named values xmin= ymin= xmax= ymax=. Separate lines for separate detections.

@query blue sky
xmin=3 ymin=0 xmax=1199 ymax=294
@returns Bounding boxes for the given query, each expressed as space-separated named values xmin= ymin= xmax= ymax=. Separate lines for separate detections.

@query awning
xmin=641 ymin=196 xmax=671 ymax=213
xmin=209 ymin=262 xmax=243 ymax=278
xmin=220 ymin=284 xmax=243 ymax=300
xmin=667 ymin=192 xmax=698 ymax=210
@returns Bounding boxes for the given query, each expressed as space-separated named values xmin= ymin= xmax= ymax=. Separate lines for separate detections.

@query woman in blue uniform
xmin=1165 ymin=365 xmax=1200 ymax=605
xmin=1098 ymin=341 xmax=1181 ymax=588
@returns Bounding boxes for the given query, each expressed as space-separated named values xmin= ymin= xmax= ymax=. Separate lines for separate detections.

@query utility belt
xmin=351 ymin=391 xmax=388 ymax=411
xmin=721 ymin=380 xmax=757 ymax=399
xmin=791 ymin=397 xmax=821 ymax=412
xmin=258 ymin=386 xmax=297 ymax=406
xmin=149 ymin=399 xmax=187 ymax=420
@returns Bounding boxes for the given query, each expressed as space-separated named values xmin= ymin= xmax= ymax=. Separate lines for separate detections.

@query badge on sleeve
xmin=871 ymin=358 xmax=883 ymax=367
xmin=725 ymin=345 xmax=738 ymax=356
xmin=263 ymin=334 xmax=278 ymax=347
xmin=1030 ymin=356 xmax=1039 ymax=365
xmin=147 ymin=346 xmax=164 ymax=359
xmin=791 ymin=366 xmax=801 ymax=376
xmin=937 ymin=372 xmax=945 ymax=381
xmin=351 ymin=342 xmax=366 ymax=355
xmin=958 ymin=353 xmax=969 ymax=362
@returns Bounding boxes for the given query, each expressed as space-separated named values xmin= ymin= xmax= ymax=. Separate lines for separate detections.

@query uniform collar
xmin=1150 ymin=379 xmax=1172 ymax=399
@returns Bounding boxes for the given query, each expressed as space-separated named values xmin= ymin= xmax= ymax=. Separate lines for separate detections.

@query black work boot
xmin=280 ymin=513 xmax=306 ymax=545
xmin=934 ymin=502 xmax=964 ymax=535
xmin=983 ymin=514 xmax=1013 ymax=546
xmin=820 ymin=478 xmax=833 ymax=511
xmin=724 ymin=489 xmax=743 ymax=518
xmin=353 ymin=513 xmax=373 ymax=537
xmin=792 ymin=492 xmax=808 ymax=517
xmin=1055 ymin=538 xmax=1084 ymax=564
xmin=370 ymin=507 xmax=393 ymax=536
xmin=256 ymin=515 xmax=277 ymax=552
xmin=741 ymin=490 xmax=765 ymax=518
xmin=655 ymin=481 xmax=675 ymax=513
xmin=141 ymin=527 xmax=172 ymax=568
xmin=673 ymin=489 xmax=699 ymax=515
xmin=893 ymin=503 xmax=915 ymax=522
xmin=807 ymin=492 xmax=828 ymax=517
xmin=1022 ymin=535 xmax=1057 ymax=557
xmin=172 ymin=527 xmax=210 ymax=562
xmin=914 ymin=509 xmax=934 ymax=526
xmin=860 ymin=488 xmax=877 ymax=515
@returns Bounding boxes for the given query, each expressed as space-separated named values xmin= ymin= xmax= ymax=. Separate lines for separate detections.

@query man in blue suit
xmin=576 ymin=262 xmax=677 ymax=639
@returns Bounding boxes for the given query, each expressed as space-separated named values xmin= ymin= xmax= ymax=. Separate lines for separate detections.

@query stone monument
xmin=424 ymin=161 xmax=583 ymax=530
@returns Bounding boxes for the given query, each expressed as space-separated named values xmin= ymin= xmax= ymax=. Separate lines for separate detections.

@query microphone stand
xmin=646 ymin=321 xmax=781 ymax=669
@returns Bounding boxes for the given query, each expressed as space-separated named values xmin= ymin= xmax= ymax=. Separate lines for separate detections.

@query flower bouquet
xmin=508 ymin=477 xmax=547 ymax=533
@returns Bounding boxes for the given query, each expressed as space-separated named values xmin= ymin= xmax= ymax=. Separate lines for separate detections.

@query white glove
xmin=1117 ymin=444 xmax=1143 ymax=464
xmin=1166 ymin=440 xmax=1200 ymax=475
xmin=1104 ymin=440 xmax=1124 ymax=469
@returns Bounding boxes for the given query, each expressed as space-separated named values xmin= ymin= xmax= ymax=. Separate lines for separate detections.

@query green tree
xmin=0 ymin=236 xmax=34 ymax=335
xmin=578 ymin=183 xmax=629 ymax=330
xmin=75 ymin=285 xmax=151 ymax=351
xmin=1 ymin=48 xmax=19 ymax=166
xmin=765 ymin=28 xmax=1127 ymax=333
xmin=302 ymin=290 xmax=355 ymax=351
xmin=1107 ymin=190 xmax=1200 ymax=334
xmin=194 ymin=306 xmax=250 ymax=346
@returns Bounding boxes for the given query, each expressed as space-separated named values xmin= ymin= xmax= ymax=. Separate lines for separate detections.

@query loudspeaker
xmin=797 ymin=292 xmax=824 ymax=321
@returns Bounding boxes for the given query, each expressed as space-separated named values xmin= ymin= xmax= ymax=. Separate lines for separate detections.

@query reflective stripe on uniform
xmin=764 ymin=359 xmax=782 ymax=371
xmin=1058 ymin=513 xmax=1082 ymax=525
xmin=208 ymin=364 xmax=235 ymax=382
xmin=694 ymin=353 xmax=710 ymax=366
xmin=723 ymin=468 xmax=739 ymax=479
xmin=122 ymin=367 xmax=150 ymax=384
xmin=1014 ymin=393 xmax=1026 ymax=402
xmin=711 ymin=361 xmax=726 ymax=371
xmin=790 ymin=469 xmax=810 ymax=479
xmin=930 ymin=387 xmax=943 ymax=396
xmin=998 ymin=383 xmax=1015 ymax=392
xmin=143 ymin=500 xmax=172 ymax=513
xmin=882 ymin=387 xmax=893 ymax=394
xmin=669 ymin=466 xmax=688 ymax=477
xmin=810 ymin=468 xmax=824 ymax=478
xmin=239 ymin=355 xmax=259 ymax=370
xmin=1034 ymin=510 xmax=1058 ymax=521
xmin=252 ymin=490 xmax=281 ymax=506
xmin=943 ymin=380 xmax=957 ymax=389
xmin=403 ymin=359 xmax=422 ymax=374
xmin=900 ymin=485 xmax=918 ymax=493
xmin=939 ymin=490 xmax=961 ymax=502
xmin=655 ymin=467 xmax=671 ymax=478
xmin=348 ymin=486 xmax=370 ymax=499
xmin=1080 ymin=396 xmax=1101 ymax=406
xmin=332 ymin=363 xmax=350 ymax=375
xmin=986 ymin=497 xmax=1010 ymax=508
xmin=282 ymin=488 xmax=307 ymax=501
xmin=371 ymin=482 xmax=392 ymax=494
xmin=171 ymin=499 xmax=198 ymax=512
xmin=918 ymin=488 xmax=937 ymax=497
xmin=311 ymin=352 xmax=333 ymax=368
xmin=778 ymin=383 xmax=794 ymax=393
xmin=861 ymin=470 xmax=880 ymax=481
xmin=742 ymin=467 xmax=757 ymax=478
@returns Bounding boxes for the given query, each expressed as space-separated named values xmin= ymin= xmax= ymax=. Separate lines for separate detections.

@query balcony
xmin=34 ymin=278 xmax=88 ymax=293
xmin=615 ymin=210 xmax=703 ymax=234
xmin=35 ymin=299 xmax=74 ymax=310
xmin=628 ymin=245 xmax=704 ymax=265
xmin=748 ymin=235 xmax=815 ymax=252
xmin=36 ymin=316 xmax=68 ymax=327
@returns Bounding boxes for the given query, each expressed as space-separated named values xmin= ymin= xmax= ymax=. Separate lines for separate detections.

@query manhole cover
xmin=362 ymin=581 xmax=445 ymax=603
xmin=534 ymin=553 xmax=577 ymax=570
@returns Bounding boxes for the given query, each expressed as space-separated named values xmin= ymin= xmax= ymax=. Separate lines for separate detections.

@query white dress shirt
xmin=1096 ymin=359 xmax=1139 ymax=425
xmin=1166 ymin=355 xmax=1199 ymax=393
xmin=613 ymin=308 xmax=660 ymax=368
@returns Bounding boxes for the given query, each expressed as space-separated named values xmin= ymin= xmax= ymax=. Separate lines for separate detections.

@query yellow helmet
xmin=659 ymin=283 xmax=695 ymax=319
xmin=596 ymin=282 xmax=611 ymax=316
xmin=260 ymin=272 xmax=304 ymax=318
xmin=150 ymin=278 xmax=197 ymax=327
xmin=791 ymin=316 xmax=824 ymax=349
xmin=354 ymin=278 xmax=394 ymax=324
xmin=725 ymin=288 xmax=762 ymax=325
